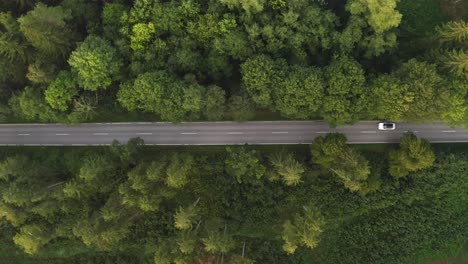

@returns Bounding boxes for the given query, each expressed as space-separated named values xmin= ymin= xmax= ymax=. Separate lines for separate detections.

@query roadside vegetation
xmin=0 ymin=0 xmax=467 ymax=263
xmin=0 ymin=0 xmax=466 ymax=125
xmin=0 ymin=136 xmax=466 ymax=263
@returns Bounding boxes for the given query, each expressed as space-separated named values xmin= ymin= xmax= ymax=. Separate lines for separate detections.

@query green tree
xmin=202 ymin=226 xmax=235 ymax=254
xmin=13 ymin=224 xmax=54 ymax=254
xmin=174 ymin=199 xmax=200 ymax=230
xmin=436 ymin=20 xmax=468 ymax=44
xmin=370 ymin=74 xmax=414 ymax=121
xmin=0 ymin=12 xmax=29 ymax=62
xmin=395 ymin=59 xmax=463 ymax=122
xmin=26 ymin=61 xmax=55 ymax=84
xmin=311 ymin=133 xmax=371 ymax=193
xmin=435 ymin=21 xmax=468 ymax=79
xmin=118 ymin=71 xmax=204 ymax=121
xmin=68 ymin=35 xmax=122 ymax=91
xmin=166 ymin=153 xmax=194 ymax=188
xmin=321 ymin=56 xmax=367 ymax=126
xmin=241 ymin=55 xmax=285 ymax=108
xmin=269 ymin=152 xmax=305 ymax=186
xmin=119 ymin=160 xmax=175 ymax=212
xmin=344 ymin=0 xmax=401 ymax=57
xmin=274 ymin=65 xmax=324 ymax=119
xmin=225 ymin=146 xmax=266 ymax=184
xmin=130 ymin=22 xmax=155 ymax=51
xmin=220 ymin=0 xmax=265 ymax=14
xmin=282 ymin=205 xmax=325 ymax=254
xmin=389 ymin=133 xmax=435 ymax=178
xmin=18 ymin=3 xmax=74 ymax=56
xmin=45 ymin=71 xmax=78 ymax=111
xmin=9 ymin=87 xmax=61 ymax=122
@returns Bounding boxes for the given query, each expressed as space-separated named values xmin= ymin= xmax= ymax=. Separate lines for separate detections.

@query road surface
xmin=0 ymin=121 xmax=467 ymax=146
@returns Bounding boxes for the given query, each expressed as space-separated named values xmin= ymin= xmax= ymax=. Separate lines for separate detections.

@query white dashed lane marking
xmin=17 ymin=134 xmax=30 ymax=136
xmin=56 ymin=133 xmax=69 ymax=136
xmin=271 ymin=132 xmax=288 ymax=134
xmin=181 ymin=132 xmax=198 ymax=135
xmin=93 ymin=133 xmax=109 ymax=136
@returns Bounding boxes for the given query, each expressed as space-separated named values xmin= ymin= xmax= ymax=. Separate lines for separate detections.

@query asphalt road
xmin=0 ymin=121 xmax=467 ymax=146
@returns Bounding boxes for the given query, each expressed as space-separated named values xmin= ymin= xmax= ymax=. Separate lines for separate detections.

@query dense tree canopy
xmin=0 ymin=139 xmax=465 ymax=263
xmin=68 ymin=35 xmax=122 ymax=91
xmin=0 ymin=0 xmax=465 ymax=125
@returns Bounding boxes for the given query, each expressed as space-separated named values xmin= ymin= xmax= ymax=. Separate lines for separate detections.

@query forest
xmin=0 ymin=0 xmax=467 ymax=263
xmin=0 ymin=0 xmax=466 ymax=125
xmin=0 ymin=134 xmax=466 ymax=263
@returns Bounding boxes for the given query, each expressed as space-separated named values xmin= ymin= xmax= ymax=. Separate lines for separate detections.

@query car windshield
xmin=384 ymin=124 xmax=393 ymax=128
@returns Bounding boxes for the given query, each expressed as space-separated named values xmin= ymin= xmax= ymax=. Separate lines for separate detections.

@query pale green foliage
xmin=347 ymin=0 xmax=401 ymax=33
xmin=13 ymin=224 xmax=53 ymax=254
xmin=436 ymin=21 xmax=468 ymax=44
xmin=269 ymin=152 xmax=304 ymax=186
xmin=18 ymin=3 xmax=73 ymax=56
xmin=175 ymin=202 xmax=199 ymax=230
xmin=202 ymin=230 xmax=235 ymax=254
xmin=225 ymin=146 xmax=266 ymax=184
xmin=389 ymin=133 xmax=435 ymax=178
xmin=0 ymin=202 xmax=27 ymax=227
xmin=282 ymin=206 xmax=325 ymax=254
xmin=441 ymin=49 xmax=468 ymax=79
xmin=176 ymin=231 xmax=197 ymax=254
xmin=130 ymin=22 xmax=155 ymax=51
xmin=68 ymin=35 xmax=122 ymax=91
xmin=166 ymin=153 xmax=194 ymax=188
xmin=45 ymin=71 xmax=78 ymax=111
xmin=220 ymin=0 xmax=266 ymax=14
xmin=26 ymin=62 xmax=55 ymax=84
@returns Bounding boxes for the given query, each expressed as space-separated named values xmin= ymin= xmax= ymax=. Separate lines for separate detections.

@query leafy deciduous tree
xmin=389 ymin=133 xmax=435 ymax=178
xmin=68 ymin=35 xmax=122 ymax=91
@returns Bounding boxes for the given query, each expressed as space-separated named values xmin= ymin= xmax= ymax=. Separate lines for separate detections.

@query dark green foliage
xmin=18 ymin=3 xmax=75 ymax=57
xmin=321 ymin=55 xmax=368 ymax=126
xmin=0 ymin=142 xmax=466 ymax=263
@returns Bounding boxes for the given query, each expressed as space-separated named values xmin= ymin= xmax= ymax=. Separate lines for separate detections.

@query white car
xmin=378 ymin=122 xmax=396 ymax=130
